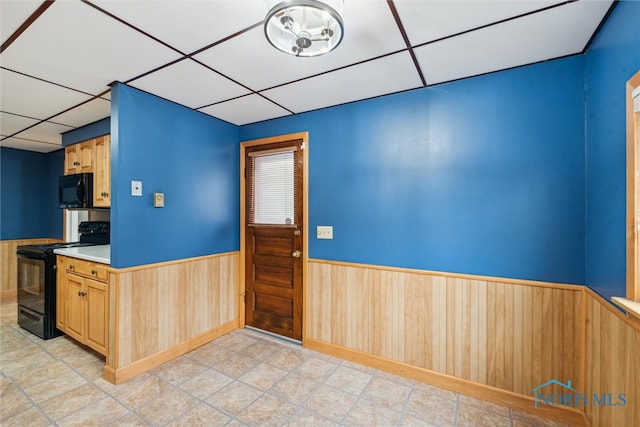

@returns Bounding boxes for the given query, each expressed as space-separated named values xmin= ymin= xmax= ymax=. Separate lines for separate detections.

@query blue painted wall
xmin=0 ymin=147 xmax=63 ymax=240
xmin=61 ymin=117 xmax=110 ymax=147
xmin=585 ymin=0 xmax=640 ymax=301
xmin=110 ymin=83 xmax=239 ymax=268
xmin=241 ymin=56 xmax=586 ymax=285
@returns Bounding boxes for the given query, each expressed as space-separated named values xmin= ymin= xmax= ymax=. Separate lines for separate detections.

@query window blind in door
xmin=248 ymin=147 xmax=297 ymax=225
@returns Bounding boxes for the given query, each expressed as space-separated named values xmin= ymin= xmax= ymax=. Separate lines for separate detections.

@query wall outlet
xmin=317 ymin=225 xmax=333 ymax=239
xmin=131 ymin=180 xmax=142 ymax=196
xmin=153 ymin=192 xmax=164 ymax=208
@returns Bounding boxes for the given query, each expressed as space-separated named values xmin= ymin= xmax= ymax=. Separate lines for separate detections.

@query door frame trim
xmin=239 ymin=132 xmax=309 ymax=341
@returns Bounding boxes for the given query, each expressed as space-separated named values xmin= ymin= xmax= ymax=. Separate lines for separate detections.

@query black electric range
xmin=16 ymin=221 xmax=110 ymax=339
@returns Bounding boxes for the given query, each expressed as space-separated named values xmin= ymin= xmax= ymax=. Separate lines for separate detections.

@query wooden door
xmin=93 ymin=135 xmax=111 ymax=207
xmin=245 ymin=139 xmax=303 ymax=340
xmin=65 ymin=275 xmax=85 ymax=342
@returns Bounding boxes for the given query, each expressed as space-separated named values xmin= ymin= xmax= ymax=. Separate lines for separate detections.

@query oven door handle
xmin=16 ymin=251 xmax=46 ymax=260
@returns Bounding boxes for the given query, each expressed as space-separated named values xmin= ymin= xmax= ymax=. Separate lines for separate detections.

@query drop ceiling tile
xmin=0 ymin=112 xmax=40 ymax=137
xmin=0 ymin=0 xmax=181 ymax=95
xmin=199 ymin=94 xmax=291 ymax=125
xmin=129 ymin=59 xmax=250 ymax=109
xmin=415 ymin=0 xmax=612 ymax=85
xmin=0 ymin=136 xmax=62 ymax=153
xmin=261 ymin=52 xmax=423 ymax=114
xmin=394 ymin=0 xmax=564 ymax=45
xmin=92 ymin=0 xmax=265 ymax=54
xmin=0 ymin=68 xmax=91 ymax=120
xmin=14 ymin=121 xmax=73 ymax=145
xmin=49 ymin=98 xmax=111 ymax=128
xmin=195 ymin=0 xmax=405 ymax=91
xmin=0 ymin=0 xmax=42 ymax=45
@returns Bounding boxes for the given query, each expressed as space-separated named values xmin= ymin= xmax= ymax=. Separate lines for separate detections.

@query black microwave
xmin=59 ymin=173 xmax=93 ymax=209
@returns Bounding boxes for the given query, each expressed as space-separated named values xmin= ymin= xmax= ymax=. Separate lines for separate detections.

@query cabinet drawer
xmin=66 ymin=259 xmax=108 ymax=282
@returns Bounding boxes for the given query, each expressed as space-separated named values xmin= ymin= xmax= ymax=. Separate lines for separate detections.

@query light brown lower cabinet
xmin=57 ymin=256 xmax=108 ymax=356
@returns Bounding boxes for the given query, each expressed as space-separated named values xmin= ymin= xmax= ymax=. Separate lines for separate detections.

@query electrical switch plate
xmin=153 ymin=192 xmax=164 ymax=208
xmin=131 ymin=180 xmax=142 ymax=196
xmin=317 ymin=225 xmax=333 ymax=239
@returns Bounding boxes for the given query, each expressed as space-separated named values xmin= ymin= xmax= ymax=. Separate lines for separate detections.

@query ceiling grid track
xmin=81 ymin=0 xmax=186 ymax=57
xmin=0 ymin=0 xmax=54 ymax=54
xmin=386 ymin=0 xmax=427 ymax=87
xmin=411 ymin=0 xmax=579 ymax=51
xmin=0 ymin=0 xmax=618 ymax=151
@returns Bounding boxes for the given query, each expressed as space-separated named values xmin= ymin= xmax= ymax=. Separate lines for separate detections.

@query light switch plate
xmin=153 ymin=192 xmax=164 ymax=208
xmin=131 ymin=180 xmax=142 ymax=197
xmin=317 ymin=225 xmax=333 ymax=239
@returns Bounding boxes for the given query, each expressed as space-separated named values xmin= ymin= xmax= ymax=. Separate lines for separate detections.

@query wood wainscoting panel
xmin=1 ymin=238 xmax=61 ymax=297
xmin=307 ymin=259 xmax=584 ymax=398
xmin=585 ymin=289 xmax=640 ymax=427
xmin=110 ymin=252 xmax=238 ymax=372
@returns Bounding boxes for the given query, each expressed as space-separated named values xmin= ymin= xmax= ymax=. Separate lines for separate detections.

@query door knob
xmin=292 ymin=250 xmax=301 ymax=258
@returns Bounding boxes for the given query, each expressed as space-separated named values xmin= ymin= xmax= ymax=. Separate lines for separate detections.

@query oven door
xmin=17 ymin=252 xmax=46 ymax=314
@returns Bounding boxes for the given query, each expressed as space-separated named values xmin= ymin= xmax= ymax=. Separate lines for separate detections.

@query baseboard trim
xmin=104 ymin=319 xmax=238 ymax=384
xmin=305 ymin=338 xmax=590 ymax=427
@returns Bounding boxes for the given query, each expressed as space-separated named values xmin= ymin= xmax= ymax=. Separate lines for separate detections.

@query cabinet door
xmin=93 ymin=135 xmax=111 ymax=207
xmin=85 ymin=279 xmax=108 ymax=355
xmin=79 ymin=140 xmax=94 ymax=172
xmin=65 ymin=275 xmax=85 ymax=343
xmin=56 ymin=258 xmax=66 ymax=331
xmin=64 ymin=145 xmax=79 ymax=175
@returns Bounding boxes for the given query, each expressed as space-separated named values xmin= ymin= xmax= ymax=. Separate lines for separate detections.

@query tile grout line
xmin=2 ymin=321 xmax=92 ymax=426
xmin=3 ymin=316 xmax=563 ymax=427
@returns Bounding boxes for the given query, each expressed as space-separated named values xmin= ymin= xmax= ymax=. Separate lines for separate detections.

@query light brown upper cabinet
xmin=93 ymin=135 xmax=111 ymax=207
xmin=64 ymin=139 xmax=93 ymax=174
xmin=63 ymin=135 xmax=111 ymax=208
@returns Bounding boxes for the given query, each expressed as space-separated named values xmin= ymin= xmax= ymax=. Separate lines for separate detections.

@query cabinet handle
xmin=91 ymin=270 xmax=97 ymax=275
xmin=78 ymin=291 xmax=82 ymax=296
xmin=69 ymin=265 xmax=75 ymax=270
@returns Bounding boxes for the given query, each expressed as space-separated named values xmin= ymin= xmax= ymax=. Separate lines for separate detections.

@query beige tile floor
xmin=0 ymin=297 xmax=568 ymax=426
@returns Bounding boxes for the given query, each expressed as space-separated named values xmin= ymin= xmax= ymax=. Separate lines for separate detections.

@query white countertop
xmin=54 ymin=244 xmax=110 ymax=265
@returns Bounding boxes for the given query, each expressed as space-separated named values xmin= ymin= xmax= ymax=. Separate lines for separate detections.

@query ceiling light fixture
xmin=264 ymin=0 xmax=344 ymax=57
